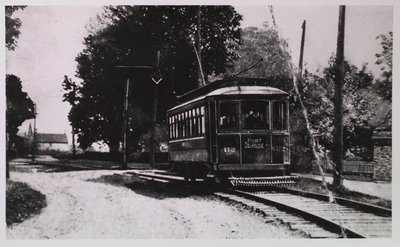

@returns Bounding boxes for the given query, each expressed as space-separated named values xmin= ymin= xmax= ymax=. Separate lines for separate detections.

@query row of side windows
xmin=168 ymin=106 xmax=206 ymax=140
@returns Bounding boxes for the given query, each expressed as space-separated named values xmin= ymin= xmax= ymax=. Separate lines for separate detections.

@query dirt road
xmin=7 ymin=166 xmax=302 ymax=239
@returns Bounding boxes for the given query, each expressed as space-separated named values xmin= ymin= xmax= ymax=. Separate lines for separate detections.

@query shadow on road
xmin=87 ymin=173 xmax=210 ymax=200
xmin=10 ymin=157 xmax=210 ymax=200
xmin=10 ymin=159 xmax=125 ymax=173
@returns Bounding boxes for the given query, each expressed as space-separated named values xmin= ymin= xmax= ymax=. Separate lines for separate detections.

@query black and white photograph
xmin=3 ymin=0 xmax=397 ymax=243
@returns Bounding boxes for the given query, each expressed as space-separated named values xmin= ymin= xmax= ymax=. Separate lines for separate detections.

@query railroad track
xmin=217 ymin=189 xmax=391 ymax=238
xmin=128 ymin=170 xmax=391 ymax=238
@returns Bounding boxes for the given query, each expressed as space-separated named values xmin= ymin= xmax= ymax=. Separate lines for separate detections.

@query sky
xmin=5 ymin=4 xmax=394 ymax=143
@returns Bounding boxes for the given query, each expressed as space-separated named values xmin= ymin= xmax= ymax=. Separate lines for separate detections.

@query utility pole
xmin=117 ymin=65 xmax=153 ymax=169
xmin=121 ymin=77 xmax=130 ymax=169
xmin=32 ymin=103 xmax=37 ymax=162
xmin=71 ymin=78 xmax=76 ymax=156
xmin=299 ymin=20 xmax=306 ymax=76
xmin=150 ymin=51 xmax=162 ymax=169
xmin=333 ymin=6 xmax=346 ymax=188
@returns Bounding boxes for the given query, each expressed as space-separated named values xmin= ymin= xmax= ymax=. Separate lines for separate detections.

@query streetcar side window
xmin=272 ymin=101 xmax=288 ymax=131
xmin=178 ymin=114 xmax=182 ymax=138
xmin=242 ymin=101 xmax=269 ymax=130
xmin=192 ymin=109 xmax=198 ymax=137
xmin=174 ymin=115 xmax=177 ymax=139
xmin=169 ymin=117 xmax=173 ymax=139
xmin=219 ymin=102 xmax=238 ymax=131
xmin=201 ymin=106 xmax=205 ymax=135
xmin=183 ymin=111 xmax=188 ymax=138
xmin=188 ymin=111 xmax=192 ymax=137
xmin=196 ymin=108 xmax=202 ymax=135
xmin=169 ymin=106 xmax=206 ymax=140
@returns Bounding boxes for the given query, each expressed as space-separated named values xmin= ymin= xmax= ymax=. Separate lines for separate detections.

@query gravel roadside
xmin=7 ymin=169 xmax=303 ymax=239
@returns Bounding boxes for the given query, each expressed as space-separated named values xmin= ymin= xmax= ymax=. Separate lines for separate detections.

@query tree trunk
xmin=72 ymin=130 xmax=76 ymax=156
xmin=108 ymin=139 xmax=120 ymax=154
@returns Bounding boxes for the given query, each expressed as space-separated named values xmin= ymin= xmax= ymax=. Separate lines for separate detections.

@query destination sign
xmin=244 ymin=137 xmax=265 ymax=149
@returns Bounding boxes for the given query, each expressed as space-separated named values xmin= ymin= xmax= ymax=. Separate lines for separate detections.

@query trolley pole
xmin=333 ymin=6 xmax=346 ymax=188
xmin=196 ymin=5 xmax=204 ymax=87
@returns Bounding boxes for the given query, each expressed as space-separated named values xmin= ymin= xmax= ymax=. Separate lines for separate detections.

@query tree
xmin=5 ymin=6 xmax=26 ymax=50
xmin=294 ymin=58 xmax=374 ymax=163
xmin=6 ymin=74 xmax=35 ymax=178
xmin=374 ymin=32 xmax=392 ymax=102
xmin=71 ymin=6 xmax=242 ymax=152
xmin=228 ymin=24 xmax=292 ymax=91
xmin=6 ymin=75 xmax=35 ymax=149
xmin=62 ymin=76 xmax=78 ymax=155
xmin=6 ymin=6 xmax=30 ymax=178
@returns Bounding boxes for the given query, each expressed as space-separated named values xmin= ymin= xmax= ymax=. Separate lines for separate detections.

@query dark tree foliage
xmin=62 ymin=76 xmax=79 ymax=154
xmin=72 ymin=6 xmax=242 ymax=151
xmin=62 ymin=76 xmax=80 ymax=129
xmin=374 ymin=32 xmax=392 ymax=102
xmin=5 ymin=6 xmax=26 ymax=50
xmin=62 ymin=76 xmax=78 ymax=105
xmin=228 ymin=24 xmax=292 ymax=91
xmin=294 ymin=57 xmax=374 ymax=152
xmin=6 ymin=74 xmax=35 ymax=150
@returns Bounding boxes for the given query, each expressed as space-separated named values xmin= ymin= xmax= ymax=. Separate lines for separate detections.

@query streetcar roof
xmin=168 ymin=85 xmax=288 ymax=112
xmin=207 ymin=86 xmax=288 ymax=96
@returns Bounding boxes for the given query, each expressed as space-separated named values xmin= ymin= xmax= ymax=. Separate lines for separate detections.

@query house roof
xmin=36 ymin=133 xmax=68 ymax=144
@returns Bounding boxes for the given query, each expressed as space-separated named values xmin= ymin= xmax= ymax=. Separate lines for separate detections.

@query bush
xmin=6 ymin=180 xmax=47 ymax=226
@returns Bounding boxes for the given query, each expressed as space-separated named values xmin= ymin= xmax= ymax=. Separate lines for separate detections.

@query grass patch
xmin=291 ymin=178 xmax=391 ymax=209
xmin=6 ymin=180 xmax=47 ymax=226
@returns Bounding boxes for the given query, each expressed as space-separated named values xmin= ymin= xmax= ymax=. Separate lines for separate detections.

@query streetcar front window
xmin=242 ymin=101 xmax=269 ymax=130
xmin=219 ymin=102 xmax=238 ymax=130
xmin=273 ymin=101 xmax=288 ymax=131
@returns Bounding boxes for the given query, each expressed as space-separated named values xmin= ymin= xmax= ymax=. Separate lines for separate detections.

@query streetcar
xmin=166 ymin=78 xmax=298 ymax=186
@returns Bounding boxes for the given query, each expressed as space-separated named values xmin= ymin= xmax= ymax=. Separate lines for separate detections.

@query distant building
xmin=19 ymin=123 xmax=70 ymax=153
xmin=36 ymin=133 xmax=69 ymax=152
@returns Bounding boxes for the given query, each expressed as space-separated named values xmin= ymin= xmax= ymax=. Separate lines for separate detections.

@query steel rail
xmin=127 ymin=170 xmax=391 ymax=238
xmin=272 ymin=186 xmax=391 ymax=217
xmin=229 ymin=189 xmax=364 ymax=238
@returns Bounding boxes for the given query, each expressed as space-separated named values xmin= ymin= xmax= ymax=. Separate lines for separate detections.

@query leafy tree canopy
xmin=70 ymin=6 xmax=242 ymax=151
xmin=5 ymin=6 xmax=26 ymax=50
xmin=6 ymin=74 xmax=35 ymax=149
xmin=294 ymin=57 xmax=374 ymax=150
xmin=374 ymin=32 xmax=392 ymax=102
xmin=228 ymin=24 xmax=292 ymax=91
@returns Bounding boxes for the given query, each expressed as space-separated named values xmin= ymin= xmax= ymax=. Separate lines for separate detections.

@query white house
xmin=35 ymin=133 xmax=70 ymax=152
